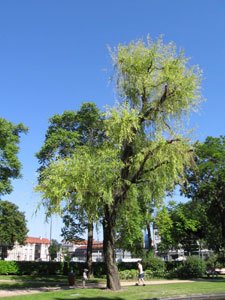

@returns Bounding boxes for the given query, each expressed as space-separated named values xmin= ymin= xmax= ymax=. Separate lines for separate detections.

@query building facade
xmin=5 ymin=237 xmax=50 ymax=261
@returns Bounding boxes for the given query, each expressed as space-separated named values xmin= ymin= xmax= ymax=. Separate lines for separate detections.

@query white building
xmin=152 ymin=225 xmax=212 ymax=261
xmin=5 ymin=237 xmax=50 ymax=261
xmin=59 ymin=239 xmax=132 ymax=262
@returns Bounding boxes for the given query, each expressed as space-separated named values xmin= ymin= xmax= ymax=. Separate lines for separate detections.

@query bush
xmin=142 ymin=252 xmax=166 ymax=278
xmin=0 ymin=261 xmax=19 ymax=274
xmin=175 ymin=256 xmax=206 ymax=279
xmin=206 ymin=254 xmax=219 ymax=269
xmin=119 ymin=269 xmax=137 ymax=280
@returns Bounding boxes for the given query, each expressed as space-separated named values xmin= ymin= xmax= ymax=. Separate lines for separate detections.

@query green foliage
xmin=110 ymin=36 xmax=202 ymax=122
xmin=206 ymin=254 xmax=219 ymax=269
xmin=175 ymin=256 xmax=206 ymax=279
xmin=35 ymin=102 xmax=105 ymax=255
xmin=61 ymin=205 xmax=87 ymax=241
xmin=35 ymin=36 xmax=203 ymax=289
xmin=0 ymin=118 xmax=28 ymax=195
xmin=0 ymin=260 xmax=19 ymax=274
xmin=119 ymin=269 xmax=137 ymax=280
xmin=0 ymin=261 xmax=107 ymax=276
xmin=0 ymin=261 xmax=63 ymax=275
xmin=142 ymin=252 xmax=165 ymax=277
xmin=36 ymin=36 xmax=203 ymax=219
xmin=115 ymin=198 xmax=144 ymax=253
xmin=0 ymin=200 xmax=28 ymax=259
xmin=36 ymin=102 xmax=104 ymax=165
xmin=183 ymin=136 xmax=225 ymax=251
xmin=48 ymin=239 xmax=60 ymax=261
xmin=155 ymin=201 xmax=204 ymax=254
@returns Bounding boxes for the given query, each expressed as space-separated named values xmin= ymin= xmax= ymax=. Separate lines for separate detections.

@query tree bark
xmin=0 ymin=246 xmax=7 ymax=260
xmin=103 ymin=205 xmax=121 ymax=290
xmin=146 ymin=222 xmax=153 ymax=252
xmin=87 ymin=221 xmax=94 ymax=278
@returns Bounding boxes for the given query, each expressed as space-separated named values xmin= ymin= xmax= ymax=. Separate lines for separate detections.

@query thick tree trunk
xmin=103 ymin=205 xmax=121 ymax=291
xmin=87 ymin=221 xmax=94 ymax=278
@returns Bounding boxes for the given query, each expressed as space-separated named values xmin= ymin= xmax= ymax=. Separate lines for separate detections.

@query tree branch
xmin=130 ymin=138 xmax=181 ymax=184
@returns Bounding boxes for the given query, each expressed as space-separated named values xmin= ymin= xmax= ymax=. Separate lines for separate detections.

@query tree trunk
xmin=146 ymin=222 xmax=153 ymax=252
xmin=0 ymin=246 xmax=7 ymax=260
xmin=87 ymin=221 xmax=94 ymax=278
xmin=103 ymin=205 xmax=121 ymax=290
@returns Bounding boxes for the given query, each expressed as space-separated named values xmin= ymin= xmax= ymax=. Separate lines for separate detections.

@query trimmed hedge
xmin=0 ymin=261 xmax=65 ymax=275
xmin=0 ymin=261 xmax=107 ymax=276
xmin=1 ymin=259 xmax=204 ymax=279
xmin=0 ymin=260 xmax=19 ymax=274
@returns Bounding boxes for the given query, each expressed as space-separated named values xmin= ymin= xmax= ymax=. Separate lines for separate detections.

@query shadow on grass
xmin=0 ymin=282 xmax=64 ymax=290
xmin=54 ymin=298 xmax=123 ymax=300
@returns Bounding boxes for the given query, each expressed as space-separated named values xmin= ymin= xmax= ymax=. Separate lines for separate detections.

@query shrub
xmin=176 ymin=256 xmax=206 ymax=279
xmin=0 ymin=261 xmax=19 ymax=274
xmin=142 ymin=252 xmax=165 ymax=278
xmin=119 ymin=269 xmax=137 ymax=280
xmin=206 ymin=254 xmax=219 ymax=269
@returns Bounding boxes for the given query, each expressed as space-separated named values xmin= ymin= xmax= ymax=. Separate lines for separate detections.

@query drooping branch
xmin=130 ymin=138 xmax=181 ymax=184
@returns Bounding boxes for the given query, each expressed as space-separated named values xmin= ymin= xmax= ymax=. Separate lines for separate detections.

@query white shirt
xmin=138 ymin=263 xmax=143 ymax=274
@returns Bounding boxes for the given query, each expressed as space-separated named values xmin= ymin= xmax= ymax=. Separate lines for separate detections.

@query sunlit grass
xmin=1 ymin=280 xmax=225 ymax=300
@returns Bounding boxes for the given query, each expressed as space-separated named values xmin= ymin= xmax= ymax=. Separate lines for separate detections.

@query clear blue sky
xmin=1 ymin=0 xmax=224 ymax=242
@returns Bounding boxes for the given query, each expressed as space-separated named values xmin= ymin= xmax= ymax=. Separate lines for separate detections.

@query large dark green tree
xmin=36 ymin=102 xmax=104 ymax=275
xmin=0 ymin=118 xmax=28 ymax=260
xmin=0 ymin=200 xmax=28 ymax=260
xmin=0 ymin=118 xmax=28 ymax=195
xmin=183 ymin=136 xmax=225 ymax=252
xmin=36 ymin=37 xmax=203 ymax=290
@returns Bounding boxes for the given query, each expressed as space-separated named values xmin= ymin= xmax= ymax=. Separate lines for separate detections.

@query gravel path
xmin=0 ymin=280 xmax=195 ymax=298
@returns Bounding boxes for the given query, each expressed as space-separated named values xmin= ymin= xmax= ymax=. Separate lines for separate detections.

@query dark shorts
xmin=139 ymin=273 xmax=144 ymax=279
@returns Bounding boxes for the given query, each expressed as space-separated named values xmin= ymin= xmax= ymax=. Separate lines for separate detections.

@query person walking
xmin=136 ymin=261 xmax=146 ymax=286
xmin=82 ymin=268 xmax=88 ymax=288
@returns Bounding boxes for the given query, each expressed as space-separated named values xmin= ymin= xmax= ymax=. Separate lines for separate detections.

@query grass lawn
xmin=0 ymin=275 xmax=104 ymax=289
xmin=1 ymin=280 xmax=225 ymax=300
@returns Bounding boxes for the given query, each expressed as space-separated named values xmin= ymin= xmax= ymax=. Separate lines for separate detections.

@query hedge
xmin=0 ymin=260 xmax=184 ymax=278
xmin=0 ymin=261 xmax=107 ymax=276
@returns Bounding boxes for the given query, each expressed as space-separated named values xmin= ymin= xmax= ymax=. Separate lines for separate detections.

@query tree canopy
xmin=155 ymin=200 xmax=206 ymax=255
xmin=0 ymin=118 xmax=28 ymax=196
xmin=183 ymin=135 xmax=225 ymax=252
xmin=36 ymin=36 xmax=203 ymax=290
xmin=0 ymin=200 xmax=28 ymax=260
xmin=48 ymin=239 xmax=60 ymax=261
xmin=36 ymin=102 xmax=105 ymax=276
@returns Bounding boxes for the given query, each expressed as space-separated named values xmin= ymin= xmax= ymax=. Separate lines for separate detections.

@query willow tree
xmin=36 ymin=36 xmax=203 ymax=290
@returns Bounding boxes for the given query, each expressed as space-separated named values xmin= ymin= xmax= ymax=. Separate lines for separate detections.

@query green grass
xmin=0 ymin=275 xmax=67 ymax=282
xmin=0 ymin=275 xmax=104 ymax=289
xmin=1 ymin=280 xmax=225 ymax=300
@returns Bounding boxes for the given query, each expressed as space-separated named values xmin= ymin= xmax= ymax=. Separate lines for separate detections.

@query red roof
xmin=26 ymin=237 xmax=50 ymax=244
xmin=77 ymin=243 xmax=103 ymax=250
xmin=69 ymin=239 xmax=103 ymax=246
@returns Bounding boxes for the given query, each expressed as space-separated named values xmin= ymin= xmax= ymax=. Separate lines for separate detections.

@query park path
xmin=0 ymin=279 xmax=195 ymax=298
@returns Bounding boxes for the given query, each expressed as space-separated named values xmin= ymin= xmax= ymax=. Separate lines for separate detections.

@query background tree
xmin=36 ymin=36 xmax=203 ymax=290
xmin=115 ymin=197 xmax=144 ymax=257
xmin=36 ymin=102 xmax=104 ymax=276
xmin=0 ymin=118 xmax=28 ymax=195
xmin=155 ymin=201 xmax=206 ymax=256
xmin=48 ymin=239 xmax=60 ymax=261
xmin=61 ymin=204 xmax=87 ymax=241
xmin=0 ymin=118 xmax=28 ymax=260
xmin=0 ymin=200 xmax=28 ymax=260
xmin=183 ymin=136 xmax=225 ymax=252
